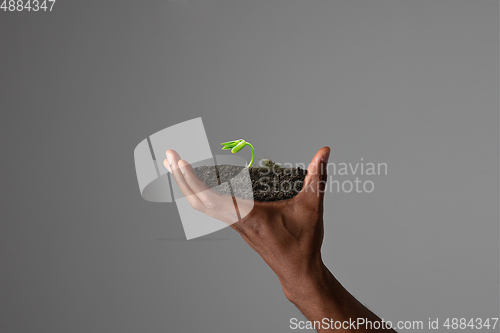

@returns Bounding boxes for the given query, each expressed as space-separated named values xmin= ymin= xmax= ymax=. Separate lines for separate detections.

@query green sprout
xmin=220 ymin=139 xmax=255 ymax=168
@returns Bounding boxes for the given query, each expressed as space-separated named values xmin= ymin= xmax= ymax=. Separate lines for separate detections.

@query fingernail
xmin=321 ymin=150 xmax=330 ymax=163
xmin=178 ymin=160 xmax=186 ymax=175
xmin=166 ymin=153 xmax=173 ymax=166
xmin=164 ymin=159 xmax=171 ymax=172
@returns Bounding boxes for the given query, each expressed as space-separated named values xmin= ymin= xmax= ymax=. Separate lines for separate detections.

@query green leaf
xmin=231 ymin=140 xmax=246 ymax=153
xmin=220 ymin=139 xmax=241 ymax=146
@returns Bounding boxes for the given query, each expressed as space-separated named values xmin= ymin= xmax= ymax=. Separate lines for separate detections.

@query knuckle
xmin=191 ymin=201 xmax=204 ymax=212
xmin=205 ymin=199 xmax=219 ymax=211
xmin=319 ymin=172 xmax=328 ymax=183
xmin=241 ymin=219 xmax=263 ymax=237
xmin=230 ymin=222 xmax=244 ymax=234
xmin=222 ymin=208 xmax=238 ymax=222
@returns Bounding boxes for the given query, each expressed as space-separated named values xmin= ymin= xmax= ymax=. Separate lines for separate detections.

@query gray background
xmin=1 ymin=0 xmax=498 ymax=332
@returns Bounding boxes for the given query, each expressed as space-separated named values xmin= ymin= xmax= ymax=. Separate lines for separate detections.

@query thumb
xmin=299 ymin=147 xmax=330 ymax=202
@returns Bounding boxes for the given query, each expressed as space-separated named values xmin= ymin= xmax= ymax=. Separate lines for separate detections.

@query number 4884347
xmin=1 ymin=0 xmax=56 ymax=11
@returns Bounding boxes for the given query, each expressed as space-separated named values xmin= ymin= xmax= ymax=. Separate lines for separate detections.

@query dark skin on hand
xmin=164 ymin=147 xmax=396 ymax=333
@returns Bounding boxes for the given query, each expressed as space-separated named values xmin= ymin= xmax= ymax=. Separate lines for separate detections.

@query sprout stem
xmin=246 ymin=143 xmax=255 ymax=167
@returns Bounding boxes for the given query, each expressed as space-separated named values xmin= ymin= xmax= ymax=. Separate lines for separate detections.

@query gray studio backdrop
xmin=1 ymin=1 xmax=498 ymax=332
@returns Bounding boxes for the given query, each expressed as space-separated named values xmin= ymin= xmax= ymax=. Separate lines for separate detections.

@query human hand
xmin=163 ymin=147 xmax=331 ymax=301
xmin=164 ymin=148 xmax=396 ymax=332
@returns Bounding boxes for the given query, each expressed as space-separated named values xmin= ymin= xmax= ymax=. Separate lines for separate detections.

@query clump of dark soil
xmin=193 ymin=161 xmax=307 ymax=202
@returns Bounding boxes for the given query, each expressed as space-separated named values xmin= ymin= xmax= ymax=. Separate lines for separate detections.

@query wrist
xmin=281 ymin=261 xmax=339 ymax=304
